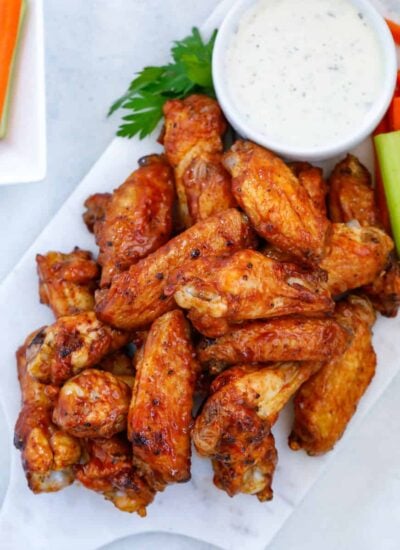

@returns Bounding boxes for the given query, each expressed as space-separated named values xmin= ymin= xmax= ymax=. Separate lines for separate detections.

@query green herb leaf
xmin=109 ymin=27 xmax=217 ymax=139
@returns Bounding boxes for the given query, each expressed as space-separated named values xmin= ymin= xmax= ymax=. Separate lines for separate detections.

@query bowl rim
xmin=212 ymin=0 xmax=398 ymax=161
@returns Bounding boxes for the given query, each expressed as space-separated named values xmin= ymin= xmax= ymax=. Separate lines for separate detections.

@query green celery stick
xmin=374 ymin=131 xmax=400 ymax=256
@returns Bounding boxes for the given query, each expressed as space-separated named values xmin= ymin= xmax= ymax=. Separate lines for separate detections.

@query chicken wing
xmin=95 ymin=209 xmax=256 ymax=330
xmin=14 ymin=337 xmax=81 ymax=493
xmin=320 ymin=223 xmax=393 ymax=296
xmin=163 ymin=94 xmax=235 ymax=227
xmin=128 ymin=310 xmax=199 ymax=488
xmin=328 ymin=155 xmax=380 ymax=226
xmin=26 ymin=311 xmax=131 ymax=385
xmin=83 ymin=193 xmax=111 ymax=233
xmin=197 ymin=317 xmax=350 ymax=374
xmin=193 ymin=362 xmax=319 ymax=500
xmin=289 ymin=161 xmax=327 ymax=215
xmin=289 ymin=295 xmax=376 ymax=455
xmin=75 ymin=436 xmax=155 ymax=515
xmin=53 ymin=369 xmax=131 ymax=438
xmin=99 ymin=349 xmax=135 ymax=387
xmin=327 ymin=156 xmax=400 ymax=316
xmin=362 ymin=258 xmax=400 ymax=317
xmin=94 ymin=155 xmax=175 ymax=287
xmin=36 ymin=248 xmax=99 ymax=318
xmin=166 ymin=250 xmax=334 ymax=337
xmin=223 ymin=141 xmax=330 ymax=263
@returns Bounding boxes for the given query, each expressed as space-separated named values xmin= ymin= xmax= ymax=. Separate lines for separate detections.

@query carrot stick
xmin=388 ymin=97 xmax=400 ymax=132
xmin=0 ymin=0 xmax=26 ymax=138
xmin=386 ymin=18 xmax=400 ymax=45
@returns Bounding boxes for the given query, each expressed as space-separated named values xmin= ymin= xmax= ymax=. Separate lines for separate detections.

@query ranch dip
xmin=224 ymin=0 xmax=384 ymax=148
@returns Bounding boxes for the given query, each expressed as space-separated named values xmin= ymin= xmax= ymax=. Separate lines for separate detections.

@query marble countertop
xmin=0 ymin=1 xmax=399 ymax=549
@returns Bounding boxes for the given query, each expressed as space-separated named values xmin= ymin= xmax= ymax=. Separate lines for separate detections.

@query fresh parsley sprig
xmin=109 ymin=27 xmax=217 ymax=139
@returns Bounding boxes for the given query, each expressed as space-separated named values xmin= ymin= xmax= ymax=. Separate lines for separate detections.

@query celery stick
xmin=374 ymin=131 xmax=400 ymax=256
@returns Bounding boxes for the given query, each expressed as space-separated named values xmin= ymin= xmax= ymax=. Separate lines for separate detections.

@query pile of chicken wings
xmin=14 ymin=95 xmax=400 ymax=515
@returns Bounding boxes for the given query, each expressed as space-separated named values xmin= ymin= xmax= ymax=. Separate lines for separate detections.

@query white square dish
xmin=0 ymin=0 xmax=46 ymax=185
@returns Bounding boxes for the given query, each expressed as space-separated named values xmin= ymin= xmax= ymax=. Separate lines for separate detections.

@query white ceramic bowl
xmin=213 ymin=0 xmax=397 ymax=161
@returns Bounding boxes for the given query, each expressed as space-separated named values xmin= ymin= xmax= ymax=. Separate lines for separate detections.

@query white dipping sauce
xmin=224 ymin=0 xmax=384 ymax=148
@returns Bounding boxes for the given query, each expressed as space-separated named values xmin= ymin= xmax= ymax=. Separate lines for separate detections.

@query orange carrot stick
xmin=0 ymin=0 xmax=25 ymax=133
xmin=386 ymin=19 xmax=400 ymax=45
xmin=388 ymin=97 xmax=400 ymax=132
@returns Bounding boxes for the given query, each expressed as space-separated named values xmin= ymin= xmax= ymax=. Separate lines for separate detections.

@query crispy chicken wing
xmin=197 ymin=317 xmax=350 ymax=374
xmin=95 ymin=209 xmax=256 ymax=330
xmin=163 ymin=95 xmax=235 ymax=227
xmin=289 ymin=295 xmax=376 ymax=455
xmin=223 ymin=141 xmax=330 ymax=263
xmin=289 ymin=161 xmax=327 ymax=215
xmin=53 ymin=369 xmax=131 ymax=438
xmin=98 ymin=349 xmax=135 ymax=387
xmin=362 ymin=259 xmax=400 ymax=317
xmin=128 ymin=310 xmax=199 ymax=488
xmin=193 ymin=362 xmax=319 ymax=500
xmin=14 ymin=338 xmax=81 ymax=493
xmin=320 ymin=223 xmax=393 ymax=295
xmin=327 ymin=156 xmax=400 ymax=316
xmin=95 ymin=155 xmax=175 ymax=287
xmin=26 ymin=311 xmax=131 ymax=385
xmin=83 ymin=193 xmax=111 ymax=233
xmin=166 ymin=250 xmax=334 ymax=337
xmin=75 ymin=436 xmax=155 ymax=515
xmin=36 ymin=248 xmax=99 ymax=318
xmin=328 ymin=155 xmax=380 ymax=226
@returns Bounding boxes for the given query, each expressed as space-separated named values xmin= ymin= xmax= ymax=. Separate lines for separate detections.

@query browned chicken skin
xmin=75 ymin=436 xmax=155 ymax=515
xmin=289 ymin=161 xmax=328 ymax=216
xmin=327 ymin=155 xmax=400 ymax=316
xmin=223 ymin=141 xmax=330 ymax=263
xmin=362 ymin=259 xmax=400 ymax=317
xmin=197 ymin=317 xmax=350 ymax=374
xmin=328 ymin=155 xmax=380 ymax=226
xmin=166 ymin=250 xmax=334 ymax=337
xmin=289 ymin=295 xmax=376 ymax=455
xmin=128 ymin=310 xmax=199 ymax=488
xmin=320 ymin=223 xmax=393 ymax=296
xmin=95 ymin=155 xmax=175 ymax=287
xmin=53 ymin=369 xmax=131 ymax=438
xmin=26 ymin=311 xmax=131 ymax=385
xmin=163 ymin=94 xmax=235 ymax=227
xmin=36 ymin=248 xmax=99 ymax=318
xmin=14 ymin=336 xmax=81 ymax=493
xmin=193 ymin=362 xmax=319 ymax=500
xmin=95 ymin=209 xmax=256 ymax=330
xmin=83 ymin=193 xmax=111 ymax=233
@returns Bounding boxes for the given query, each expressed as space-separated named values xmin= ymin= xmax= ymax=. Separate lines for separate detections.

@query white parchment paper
xmin=0 ymin=1 xmax=399 ymax=549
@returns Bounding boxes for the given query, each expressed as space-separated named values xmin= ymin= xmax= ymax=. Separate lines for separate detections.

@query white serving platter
xmin=0 ymin=0 xmax=46 ymax=185
xmin=0 ymin=1 xmax=399 ymax=549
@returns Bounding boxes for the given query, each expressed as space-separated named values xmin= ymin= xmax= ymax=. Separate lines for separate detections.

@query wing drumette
xmin=193 ymin=362 xmax=319 ymax=500
xmin=36 ymin=248 xmax=99 ymax=318
xmin=26 ymin=311 xmax=131 ymax=385
xmin=53 ymin=369 xmax=131 ymax=438
xmin=14 ymin=334 xmax=81 ymax=493
xmin=75 ymin=436 xmax=155 ymax=515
